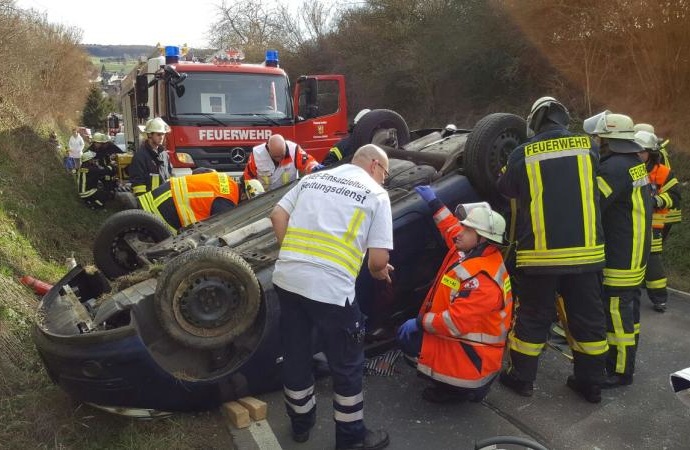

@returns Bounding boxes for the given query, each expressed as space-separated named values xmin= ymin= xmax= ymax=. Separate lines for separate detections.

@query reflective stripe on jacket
xmin=416 ymin=206 xmax=512 ymax=389
xmin=648 ymin=162 xmax=680 ymax=253
xmin=170 ymin=172 xmax=239 ymax=227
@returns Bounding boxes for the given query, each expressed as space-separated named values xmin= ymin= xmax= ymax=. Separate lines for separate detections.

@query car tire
xmin=154 ymin=247 xmax=261 ymax=349
xmin=353 ymin=109 xmax=411 ymax=150
xmin=464 ymin=113 xmax=527 ymax=198
xmin=93 ymin=210 xmax=174 ymax=279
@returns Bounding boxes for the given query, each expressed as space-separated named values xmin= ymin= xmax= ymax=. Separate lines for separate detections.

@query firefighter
xmin=243 ymin=134 xmax=322 ymax=193
xmin=584 ymin=111 xmax=653 ymax=388
xmin=634 ymin=130 xmax=681 ymax=312
xmin=76 ymin=151 xmax=114 ymax=209
xmin=270 ymin=144 xmax=393 ymax=450
xmin=137 ymin=171 xmax=260 ymax=231
xmin=397 ymin=190 xmax=512 ymax=403
xmin=89 ymin=132 xmax=121 ymax=195
xmin=130 ymin=118 xmax=172 ymax=196
xmin=497 ymin=97 xmax=608 ymax=403
xmin=634 ymin=123 xmax=683 ymax=240
xmin=322 ymin=109 xmax=371 ymax=167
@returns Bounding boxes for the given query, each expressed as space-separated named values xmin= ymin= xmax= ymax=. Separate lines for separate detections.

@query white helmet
xmin=458 ymin=204 xmax=506 ymax=244
xmin=92 ymin=132 xmax=109 ymax=143
xmin=633 ymin=123 xmax=655 ymax=134
xmin=526 ymin=96 xmax=570 ymax=137
xmin=583 ymin=111 xmax=641 ymax=154
xmin=634 ymin=130 xmax=660 ymax=151
xmin=244 ymin=179 xmax=265 ymax=199
xmin=353 ymin=109 xmax=371 ymax=125
xmin=144 ymin=117 xmax=170 ymax=134
xmin=81 ymin=151 xmax=96 ymax=163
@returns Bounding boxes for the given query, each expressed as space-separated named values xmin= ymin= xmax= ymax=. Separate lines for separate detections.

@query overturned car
xmin=32 ymin=111 xmax=526 ymax=415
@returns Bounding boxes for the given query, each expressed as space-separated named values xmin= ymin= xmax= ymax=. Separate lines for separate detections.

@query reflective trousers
xmin=276 ymin=285 xmax=366 ymax=448
xmin=644 ymin=250 xmax=668 ymax=306
xmin=603 ymin=287 xmax=641 ymax=377
xmin=507 ymin=271 xmax=608 ymax=384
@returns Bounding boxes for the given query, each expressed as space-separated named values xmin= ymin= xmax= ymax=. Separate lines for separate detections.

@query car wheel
xmin=464 ymin=113 xmax=527 ymax=198
xmin=93 ymin=210 xmax=174 ymax=279
xmin=154 ymin=247 xmax=261 ymax=349
xmin=353 ymin=109 xmax=411 ymax=150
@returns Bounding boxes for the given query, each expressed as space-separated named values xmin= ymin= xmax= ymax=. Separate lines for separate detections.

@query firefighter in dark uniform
xmin=77 ymin=151 xmax=114 ymax=209
xmin=584 ymin=111 xmax=653 ymax=388
xmin=497 ymin=97 xmax=608 ymax=403
xmin=322 ymin=109 xmax=370 ymax=167
xmin=634 ymin=123 xmax=683 ymax=240
xmin=634 ymin=130 xmax=681 ymax=312
xmin=130 ymin=118 xmax=172 ymax=196
xmin=89 ymin=132 xmax=122 ymax=195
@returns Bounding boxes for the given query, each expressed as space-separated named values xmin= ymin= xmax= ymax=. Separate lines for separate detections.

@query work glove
xmin=311 ymin=163 xmax=326 ymax=172
xmin=415 ymin=185 xmax=436 ymax=203
xmin=653 ymin=195 xmax=664 ymax=208
xmin=397 ymin=318 xmax=419 ymax=342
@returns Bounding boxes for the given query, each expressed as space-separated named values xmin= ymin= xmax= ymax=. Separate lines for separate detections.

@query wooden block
xmin=223 ymin=401 xmax=250 ymax=429
xmin=237 ymin=396 xmax=268 ymax=421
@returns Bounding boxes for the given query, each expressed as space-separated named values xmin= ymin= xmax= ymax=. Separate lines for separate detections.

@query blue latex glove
xmin=415 ymin=185 xmax=436 ymax=203
xmin=397 ymin=318 xmax=419 ymax=342
xmin=312 ymin=163 xmax=326 ymax=172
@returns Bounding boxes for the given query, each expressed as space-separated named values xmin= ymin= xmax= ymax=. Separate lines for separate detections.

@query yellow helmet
xmin=92 ymin=132 xmax=109 ymax=143
xmin=144 ymin=117 xmax=170 ymax=134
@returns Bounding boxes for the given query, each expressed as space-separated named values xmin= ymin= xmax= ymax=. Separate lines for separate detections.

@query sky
xmin=14 ymin=0 xmax=220 ymax=47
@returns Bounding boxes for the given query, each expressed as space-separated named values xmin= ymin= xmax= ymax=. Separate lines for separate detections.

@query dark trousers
xmin=276 ymin=285 xmax=366 ymax=447
xmin=508 ymin=271 xmax=608 ymax=384
xmin=645 ymin=251 xmax=668 ymax=306
xmin=603 ymin=287 xmax=641 ymax=377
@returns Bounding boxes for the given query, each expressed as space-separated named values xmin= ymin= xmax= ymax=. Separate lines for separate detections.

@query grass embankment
xmin=662 ymin=149 xmax=690 ymax=292
xmin=0 ymin=129 xmax=233 ymax=448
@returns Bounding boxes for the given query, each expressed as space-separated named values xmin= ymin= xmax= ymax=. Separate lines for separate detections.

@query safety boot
xmin=499 ymin=370 xmax=534 ymax=397
xmin=566 ymin=376 xmax=601 ymax=403
xmin=601 ymin=373 xmax=634 ymax=389
xmin=653 ymin=302 xmax=667 ymax=313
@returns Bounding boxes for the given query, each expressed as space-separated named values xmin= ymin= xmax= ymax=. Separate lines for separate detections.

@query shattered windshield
xmin=171 ymin=72 xmax=291 ymax=120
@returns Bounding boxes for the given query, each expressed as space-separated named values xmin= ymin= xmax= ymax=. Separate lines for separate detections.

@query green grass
xmin=90 ymin=57 xmax=138 ymax=75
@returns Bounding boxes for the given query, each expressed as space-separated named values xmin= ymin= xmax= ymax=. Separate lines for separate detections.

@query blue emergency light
xmin=265 ymin=50 xmax=279 ymax=67
xmin=165 ymin=46 xmax=180 ymax=64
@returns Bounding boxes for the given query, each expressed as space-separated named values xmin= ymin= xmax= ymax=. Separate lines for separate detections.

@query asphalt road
xmin=232 ymin=290 xmax=690 ymax=450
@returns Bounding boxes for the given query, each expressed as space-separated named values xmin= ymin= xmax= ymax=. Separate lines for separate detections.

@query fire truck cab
xmin=121 ymin=46 xmax=348 ymax=179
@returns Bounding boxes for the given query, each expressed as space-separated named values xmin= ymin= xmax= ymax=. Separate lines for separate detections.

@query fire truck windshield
xmin=171 ymin=72 xmax=291 ymax=121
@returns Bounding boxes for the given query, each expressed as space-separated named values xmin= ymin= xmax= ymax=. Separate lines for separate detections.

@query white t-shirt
xmin=272 ymin=164 xmax=393 ymax=306
xmin=68 ymin=134 xmax=84 ymax=158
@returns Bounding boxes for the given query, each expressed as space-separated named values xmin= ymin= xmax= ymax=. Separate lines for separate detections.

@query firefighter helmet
xmin=244 ymin=179 xmax=265 ymax=199
xmin=459 ymin=204 xmax=506 ymax=244
xmin=634 ymin=130 xmax=660 ymax=152
xmin=633 ymin=123 xmax=655 ymax=134
xmin=354 ymin=109 xmax=371 ymax=125
xmin=144 ymin=117 xmax=170 ymax=134
xmin=81 ymin=151 xmax=96 ymax=163
xmin=92 ymin=132 xmax=109 ymax=143
xmin=583 ymin=111 xmax=641 ymax=153
xmin=526 ymin=96 xmax=570 ymax=137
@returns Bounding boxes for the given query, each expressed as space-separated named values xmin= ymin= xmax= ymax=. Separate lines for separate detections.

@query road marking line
xmin=248 ymin=419 xmax=283 ymax=449
xmin=668 ymin=287 xmax=690 ymax=299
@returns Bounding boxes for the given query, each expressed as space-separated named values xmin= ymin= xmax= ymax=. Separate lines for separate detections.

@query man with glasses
xmin=270 ymin=144 xmax=393 ymax=450
xmin=130 ymin=118 xmax=172 ymax=196
xmin=396 ymin=191 xmax=512 ymax=404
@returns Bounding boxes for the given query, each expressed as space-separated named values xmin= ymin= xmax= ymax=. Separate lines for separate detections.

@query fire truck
xmin=120 ymin=46 xmax=349 ymax=178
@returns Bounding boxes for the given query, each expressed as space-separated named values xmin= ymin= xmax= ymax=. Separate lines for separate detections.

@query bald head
xmin=352 ymin=144 xmax=389 ymax=185
xmin=267 ymin=134 xmax=286 ymax=162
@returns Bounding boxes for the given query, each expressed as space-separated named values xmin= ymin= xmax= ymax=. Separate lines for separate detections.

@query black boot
xmin=601 ymin=373 xmax=634 ymax=389
xmin=499 ymin=370 xmax=534 ymax=397
xmin=336 ymin=429 xmax=390 ymax=450
xmin=566 ymin=376 xmax=601 ymax=403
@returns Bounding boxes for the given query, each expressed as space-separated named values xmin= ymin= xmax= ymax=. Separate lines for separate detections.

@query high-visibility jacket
xmin=597 ymin=153 xmax=653 ymax=288
xmin=416 ymin=206 xmax=512 ymax=389
xmin=138 ymin=172 xmax=239 ymax=229
xmin=243 ymin=140 xmax=318 ymax=192
xmin=497 ymin=127 xmax=605 ymax=273
xmin=323 ymin=135 xmax=354 ymax=166
xmin=130 ymin=142 xmax=171 ymax=196
xmin=658 ymin=142 xmax=682 ymax=225
xmin=647 ymin=162 xmax=680 ymax=252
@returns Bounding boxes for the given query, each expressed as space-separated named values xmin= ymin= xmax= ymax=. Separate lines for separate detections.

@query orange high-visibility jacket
xmin=417 ymin=206 xmax=513 ymax=389
xmin=648 ymin=163 xmax=679 ymax=230
xmin=170 ymin=172 xmax=239 ymax=227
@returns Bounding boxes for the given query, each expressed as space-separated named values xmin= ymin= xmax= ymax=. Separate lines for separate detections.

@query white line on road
xmin=248 ymin=419 xmax=283 ymax=450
